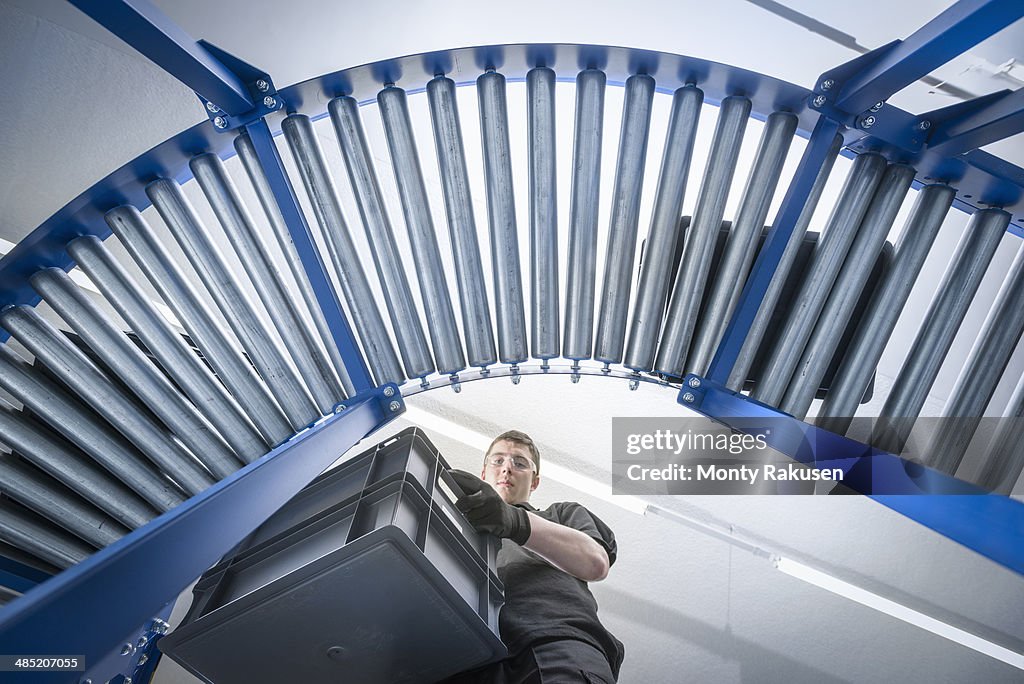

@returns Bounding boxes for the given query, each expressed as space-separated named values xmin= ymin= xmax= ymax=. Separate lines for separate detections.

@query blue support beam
xmin=0 ymin=387 xmax=399 ymax=680
xmin=67 ymin=0 xmax=254 ymax=115
xmin=0 ymin=556 xmax=52 ymax=594
xmin=926 ymin=86 xmax=1024 ymax=156
xmin=706 ymin=115 xmax=843 ymax=386
xmin=683 ymin=377 xmax=1024 ymax=577
xmin=244 ymin=118 xmax=375 ymax=393
xmin=832 ymin=0 xmax=1024 ymax=115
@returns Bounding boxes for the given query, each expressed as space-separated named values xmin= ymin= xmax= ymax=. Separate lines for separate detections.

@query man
xmin=445 ymin=430 xmax=624 ymax=683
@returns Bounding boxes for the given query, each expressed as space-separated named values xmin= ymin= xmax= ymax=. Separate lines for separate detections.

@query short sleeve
xmin=547 ymin=502 xmax=618 ymax=567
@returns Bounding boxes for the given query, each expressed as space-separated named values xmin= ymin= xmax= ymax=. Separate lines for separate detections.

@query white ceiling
xmin=1 ymin=1 xmax=1024 ymax=682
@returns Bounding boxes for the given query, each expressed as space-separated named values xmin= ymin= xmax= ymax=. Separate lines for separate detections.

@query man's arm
xmin=523 ymin=512 xmax=610 ymax=582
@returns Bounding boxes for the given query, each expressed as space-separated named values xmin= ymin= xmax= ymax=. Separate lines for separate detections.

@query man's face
xmin=481 ymin=439 xmax=539 ymax=505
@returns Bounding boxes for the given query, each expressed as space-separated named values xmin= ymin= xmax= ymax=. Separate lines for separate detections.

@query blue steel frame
xmin=0 ymin=0 xmax=1021 ymax=673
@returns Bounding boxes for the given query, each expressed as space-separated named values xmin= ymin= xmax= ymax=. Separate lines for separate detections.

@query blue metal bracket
xmin=0 ymin=385 xmax=402 ymax=682
xmin=195 ymin=40 xmax=284 ymax=132
xmin=0 ymin=555 xmax=52 ymax=594
xmin=78 ymin=605 xmax=172 ymax=684
xmin=924 ymin=87 xmax=1024 ymax=157
xmin=679 ymin=374 xmax=1024 ymax=577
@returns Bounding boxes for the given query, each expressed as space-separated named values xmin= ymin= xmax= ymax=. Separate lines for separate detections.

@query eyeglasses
xmin=485 ymin=455 xmax=535 ymax=472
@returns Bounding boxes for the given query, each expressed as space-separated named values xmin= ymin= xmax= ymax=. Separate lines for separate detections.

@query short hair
xmin=486 ymin=430 xmax=540 ymax=474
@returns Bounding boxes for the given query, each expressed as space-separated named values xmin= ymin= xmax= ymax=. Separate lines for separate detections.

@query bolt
xmin=138 ymin=654 xmax=149 ymax=666
xmin=82 ymin=679 xmax=92 ymax=684
xmin=811 ymin=95 xmax=827 ymax=108
xmin=870 ymin=101 xmax=884 ymax=112
xmin=389 ymin=400 xmax=401 ymax=412
xmin=682 ymin=392 xmax=696 ymax=403
xmin=820 ymin=79 xmax=834 ymax=91
xmin=917 ymin=120 xmax=931 ymax=131
xmin=152 ymin=618 xmax=170 ymax=634
xmin=213 ymin=116 xmax=228 ymax=129
xmin=334 ymin=404 xmax=347 ymax=414
xmin=124 ymin=679 xmax=132 ymax=684
xmin=256 ymin=79 xmax=270 ymax=92
xmin=121 ymin=643 xmax=135 ymax=656
xmin=860 ymin=115 xmax=876 ymax=129
xmin=687 ymin=377 xmax=701 ymax=388
xmin=137 ymin=636 xmax=148 ymax=649
xmin=383 ymin=386 xmax=395 ymax=397
xmin=629 ymin=379 xmax=640 ymax=391
xmin=263 ymin=96 xmax=277 ymax=108
xmin=205 ymin=101 xmax=220 ymax=113
xmin=571 ymin=374 xmax=580 ymax=384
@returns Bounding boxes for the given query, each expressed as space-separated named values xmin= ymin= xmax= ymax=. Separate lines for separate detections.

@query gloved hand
xmin=449 ymin=470 xmax=532 ymax=545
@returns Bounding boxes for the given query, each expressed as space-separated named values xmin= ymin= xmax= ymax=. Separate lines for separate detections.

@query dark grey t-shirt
xmin=496 ymin=501 xmax=625 ymax=676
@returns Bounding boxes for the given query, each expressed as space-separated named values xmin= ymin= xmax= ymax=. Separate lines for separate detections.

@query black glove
xmin=449 ymin=470 xmax=532 ymax=545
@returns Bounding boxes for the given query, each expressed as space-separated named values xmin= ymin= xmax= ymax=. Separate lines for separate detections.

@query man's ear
xmin=531 ymin=475 xmax=540 ymax=492
xmin=480 ymin=467 xmax=487 ymax=480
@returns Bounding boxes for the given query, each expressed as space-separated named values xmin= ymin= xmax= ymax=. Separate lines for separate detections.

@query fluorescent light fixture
xmin=774 ymin=556 xmax=1024 ymax=670
xmin=402 ymin=404 xmax=649 ymax=515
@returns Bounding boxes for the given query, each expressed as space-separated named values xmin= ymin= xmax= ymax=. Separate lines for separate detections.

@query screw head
xmin=205 ymin=101 xmax=219 ymax=113
xmin=138 ymin=654 xmax=149 ymax=666
xmin=917 ymin=120 xmax=931 ymax=131
xmin=389 ymin=400 xmax=401 ymax=412
xmin=263 ymin=96 xmax=277 ymax=108
xmin=860 ymin=115 xmax=876 ymax=129
xmin=383 ymin=386 xmax=395 ymax=397
xmin=682 ymin=392 xmax=696 ymax=403
xmin=811 ymin=95 xmax=827 ymax=108
xmin=820 ymin=79 xmax=834 ymax=91
xmin=121 ymin=643 xmax=135 ymax=656
xmin=687 ymin=377 xmax=701 ymax=388
xmin=213 ymin=116 xmax=228 ymax=129
xmin=256 ymin=79 xmax=270 ymax=92
xmin=870 ymin=101 xmax=884 ymax=112
xmin=334 ymin=404 xmax=347 ymax=414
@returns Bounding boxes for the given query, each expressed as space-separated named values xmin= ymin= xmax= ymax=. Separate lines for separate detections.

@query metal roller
xmin=625 ymin=85 xmax=704 ymax=372
xmin=687 ymin=111 xmax=798 ymax=375
xmin=926 ymin=241 xmax=1024 ymax=475
xmin=234 ymin=133 xmax=356 ymax=397
xmin=752 ymin=152 xmax=887 ymax=407
xmin=280 ymin=113 xmax=404 ymax=385
xmin=817 ymin=184 xmax=955 ymax=435
xmin=872 ymin=208 xmax=1010 ymax=454
xmin=0 ymin=501 xmax=92 ymax=569
xmin=328 ymin=95 xmax=435 ymax=379
xmin=476 ymin=70 xmax=528 ymax=366
xmin=526 ymin=66 xmax=559 ymax=360
xmin=781 ymin=163 xmax=915 ymax=420
xmin=105 ymin=205 xmax=287 ymax=453
xmin=426 ymin=75 xmax=497 ymax=369
xmin=31 ymin=267 xmax=243 ymax=479
xmin=0 ymin=344 xmax=185 ymax=512
xmin=655 ymin=95 xmax=751 ymax=377
xmin=0 ymin=455 xmax=128 ymax=548
xmin=190 ymin=152 xmax=345 ymax=412
xmin=725 ymin=133 xmax=843 ymax=391
xmin=0 ymin=305 xmax=216 ymax=497
xmin=146 ymin=178 xmax=318 ymax=431
xmin=377 ymin=85 xmax=466 ymax=375
xmin=0 ymin=399 xmax=154 ymax=529
xmin=595 ymin=73 xmax=656 ymax=365
xmin=976 ymin=375 xmax=1024 ymax=494
xmin=563 ymin=68 xmax=606 ymax=362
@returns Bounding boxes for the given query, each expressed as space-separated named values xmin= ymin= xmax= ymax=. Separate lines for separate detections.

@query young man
xmin=445 ymin=430 xmax=624 ymax=683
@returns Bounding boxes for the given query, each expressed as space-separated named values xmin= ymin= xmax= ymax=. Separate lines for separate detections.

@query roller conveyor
xmin=1 ymin=1 xmax=1023 ymax=676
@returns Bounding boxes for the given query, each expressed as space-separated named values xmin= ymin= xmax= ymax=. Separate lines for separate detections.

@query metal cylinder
xmin=0 ymin=304 xmax=215 ymax=497
xmin=563 ymin=69 xmax=606 ymax=361
xmin=280 ymin=113 xmax=404 ymax=385
xmin=234 ymin=132 xmax=356 ymax=397
xmin=926 ymin=241 xmax=1024 ymax=474
xmin=872 ymin=208 xmax=1010 ymax=454
xmin=146 ymin=177 xmax=318 ymax=431
xmin=190 ymin=152 xmax=345 ymax=412
xmin=655 ymin=96 xmax=752 ymax=377
xmin=476 ymin=71 xmax=528 ymax=365
xmin=625 ymin=85 xmax=704 ymax=372
xmin=106 ymin=203 xmax=287 ymax=453
xmin=328 ymin=95 xmax=435 ymax=378
xmin=0 ymin=399 xmax=154 ymax=529
xmin=31 ymin=267 xmax=243 ymax=479
xmin=0 ymin=344 xmax=185 ymax=511
xmin=976 ymin=374 xmax=1024 ymax=494
xmin=781 ymin=163 xmax=915 ymax=420
xmin=752 ymin=152 xmax=888 ymax=407
xmin=377 ymin=85 xmax=466 ymax=375
xmin=426 ymin=75 xmax=497 ymax=369
xmin=595 ymin=73 xmax=656 ymax=365
xmin=526 ymin=66 xmax=560 ymax=360
xmin=0 ymin=501 xmax=92 ymax=569
xmin=687 ymin=111 xmax=798 ymax=375
xmin=726 ymin=133 xmax=843 ymax=391
xmin=817 ymin=185 xmax=955 ymax=435
xmin=0 ymin=455 xmax=128 ymax=548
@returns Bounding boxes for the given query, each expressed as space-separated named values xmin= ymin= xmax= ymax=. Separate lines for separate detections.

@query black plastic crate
xmin=160 ymin=430 xmax=506 ymax=684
